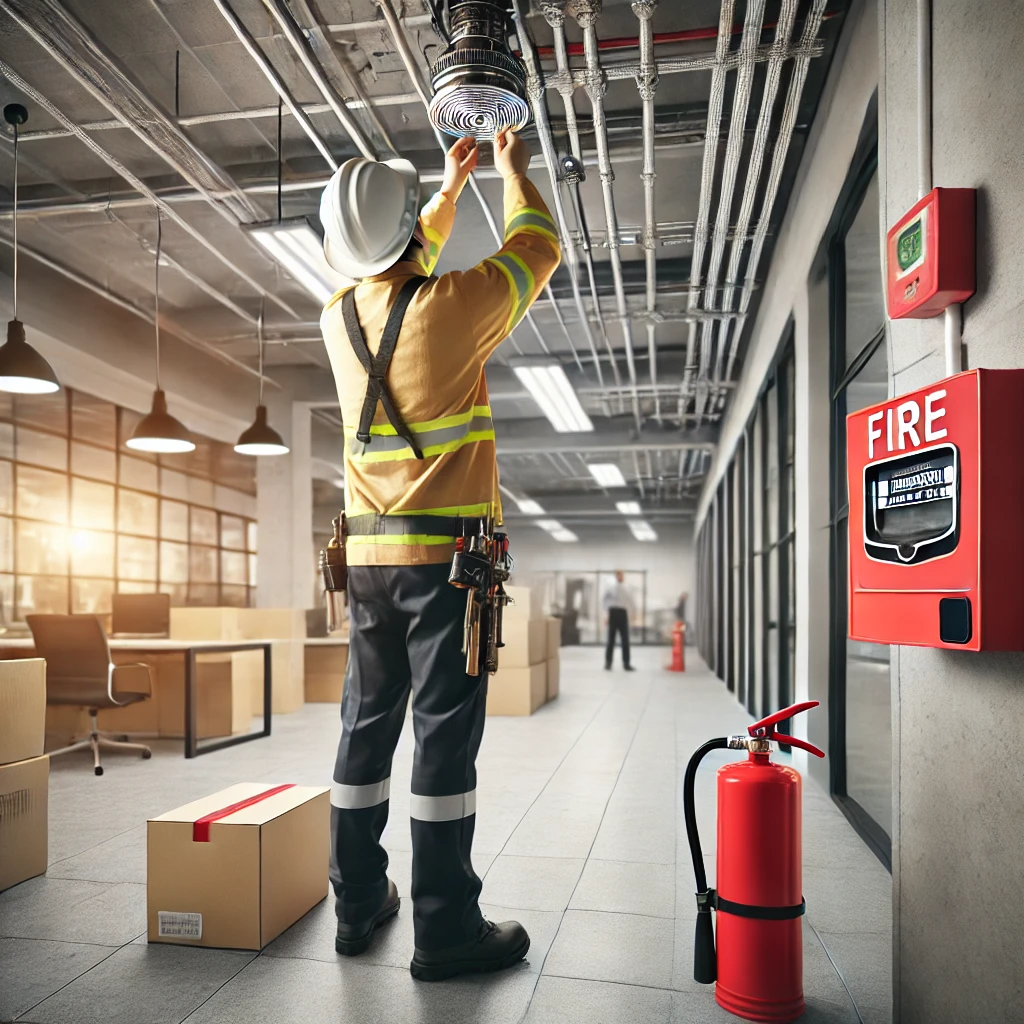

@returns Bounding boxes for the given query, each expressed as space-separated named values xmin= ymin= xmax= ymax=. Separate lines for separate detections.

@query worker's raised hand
xmin=494 ymin=130 xmax=530 ymax=179
xmin=441 ymin=137 xmax=479 ymax=201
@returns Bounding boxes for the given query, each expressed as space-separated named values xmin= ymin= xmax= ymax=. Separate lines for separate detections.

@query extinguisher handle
xmin=748 ymin=700 xmax=819 ymax=738
xmin=770 ymin=732 xmax=825 ymax=758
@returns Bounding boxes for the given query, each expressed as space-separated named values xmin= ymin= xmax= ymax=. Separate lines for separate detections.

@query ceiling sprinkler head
xmin=427 ymin=1 xmax=530 ymax=142
xmin=561 ymin=155 xmax=586 ymax=184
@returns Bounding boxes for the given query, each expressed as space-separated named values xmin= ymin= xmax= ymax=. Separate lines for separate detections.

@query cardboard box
xmin=546 ymin=655 xmax=560 ymax=701
xmin=487 ymin=663 xmax=547 ymax=716
xmin=230 ymin=640 xmax=304 ymax=716
xmin=499 ymin=618 xmax=547 ymax=668
xmin=545 ymin=617 xmax=561 ymax=659
xmin=148 ymin=783 xmax=330 ymax=950
xmin=304 ymin=643 xmax=348 ymax=703
xmin=504 ymin=584 xmax=544 ymax=620
xmin=0 ymin=755 xmax=48 ymax=892
xmin=0 ymin=659 xmax=46 ymax=766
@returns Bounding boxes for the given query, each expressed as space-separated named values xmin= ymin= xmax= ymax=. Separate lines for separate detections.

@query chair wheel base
xmin=94 ymin=766 xmax=104 ymax=776
xmin=142 ymin=749 xmax=152 ymax=759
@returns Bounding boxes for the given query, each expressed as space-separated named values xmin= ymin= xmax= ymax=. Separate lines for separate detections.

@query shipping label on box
xmin=0 ymin=659 xmax=46 ymax=766
xmin=0 ymin=755 xmax=48 ymax=892
xmin=148 ymin=783 xmax=329 ymax=950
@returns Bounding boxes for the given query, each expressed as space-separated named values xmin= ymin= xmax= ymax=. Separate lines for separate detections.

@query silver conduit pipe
xmin=679 ymin=0 xmax=734 ymax=422
xmin=258 ymin=0 xmax=380 ymax=160
xmin=0 ymin=57 xmax=302 ymax=322
xmin=696 ymin=0 xmax=766 ymax=391
xmin=537 ymin=0 xmax=620 ymax=394
xmin=711 ymin=0 xmax=798 ymax=389
xmin=633 ymin=0 xmax=659 ymax=421
xmin=572 ymin=0 xmax=642 ymax=430
xmin=719 ymin=0 xmax=828 ymax=388
xmin=213 ymin=0 xmax=339 ymax=170
xmin=511 ymin=0 xmax=603 ymax=382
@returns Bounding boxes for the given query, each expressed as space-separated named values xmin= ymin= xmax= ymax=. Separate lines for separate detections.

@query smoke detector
xmin=428 ymin=1 xmax=530 ymax=141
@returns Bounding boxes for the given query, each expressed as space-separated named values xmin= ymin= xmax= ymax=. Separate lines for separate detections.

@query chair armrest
xmin=110 ymin=663 xmax=153 ymax=702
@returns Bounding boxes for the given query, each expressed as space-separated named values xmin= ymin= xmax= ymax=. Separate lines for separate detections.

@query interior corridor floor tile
xmin=523 ymin=975 xmax=672 ymax=1024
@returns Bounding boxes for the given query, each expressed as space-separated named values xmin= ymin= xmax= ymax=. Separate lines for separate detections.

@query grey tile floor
xmin=1 ymin=648 xmax=892 ymax=1024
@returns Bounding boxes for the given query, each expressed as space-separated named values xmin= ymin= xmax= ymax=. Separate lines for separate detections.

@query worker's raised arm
xmin=413 ymin=137 xmax=479 ymax=275
xmin=456 ymin=132 xmax=562 ymax=360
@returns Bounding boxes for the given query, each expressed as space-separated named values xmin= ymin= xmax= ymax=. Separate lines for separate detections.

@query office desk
xmin=0 ymin=638 xmax=272 ymax=759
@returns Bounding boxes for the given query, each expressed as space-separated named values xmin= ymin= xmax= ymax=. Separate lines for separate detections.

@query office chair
xmin=110 ymin=592 xmax=171 ymax=637
xmin=27 ymin=614 xmax=154 ymax=776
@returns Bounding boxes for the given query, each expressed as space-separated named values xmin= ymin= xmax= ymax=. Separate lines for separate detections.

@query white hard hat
xmin=319 ymin=157 xmax=420 ymax=279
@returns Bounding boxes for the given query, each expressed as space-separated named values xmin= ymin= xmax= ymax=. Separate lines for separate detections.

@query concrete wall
xmin=879 ymin=1 xmax=1024 ymax=1019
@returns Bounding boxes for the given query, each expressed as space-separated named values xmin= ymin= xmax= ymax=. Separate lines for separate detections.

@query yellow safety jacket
xmin=320 ymin=172 xmax=561 ymax=566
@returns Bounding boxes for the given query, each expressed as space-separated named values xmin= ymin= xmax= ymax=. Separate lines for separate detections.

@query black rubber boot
xmin=410 ymin=919 xmax=530 ymax=982
xmin=335 ymin=879 xmax=400 ymax=956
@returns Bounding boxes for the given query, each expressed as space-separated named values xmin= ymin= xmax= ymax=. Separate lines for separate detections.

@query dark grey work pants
xmin=329 ymin=563 xmax=487 ymax=951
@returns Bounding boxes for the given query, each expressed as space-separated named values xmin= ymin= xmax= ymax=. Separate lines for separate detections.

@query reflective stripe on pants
xmin=329 ymin=563 xmax=488 ymax=950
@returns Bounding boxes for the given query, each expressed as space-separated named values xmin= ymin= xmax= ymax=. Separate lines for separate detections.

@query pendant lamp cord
xmin=154 ymin=210 xmax=162 ymax=390
xmin=258 ymin=297 xmax=265 ymax=405
xmin=12 ymin=118 xmax=18 ymax=321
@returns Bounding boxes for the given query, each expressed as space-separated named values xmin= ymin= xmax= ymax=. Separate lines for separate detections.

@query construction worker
xmin=318 ymin=131 xmax=560 ymax=981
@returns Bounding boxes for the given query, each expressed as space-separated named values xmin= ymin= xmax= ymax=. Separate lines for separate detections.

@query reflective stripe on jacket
xmin=320 ymin=173 xmax=561 ymax=565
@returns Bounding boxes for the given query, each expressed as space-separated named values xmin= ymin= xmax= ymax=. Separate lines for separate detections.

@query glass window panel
xmin=188 ymin=476 xmax=215 ymax=507
xmin=0 ymin=462 xmax=10 ymax=515
xmin=187 ymin=583 xmax=219 ymax=606
xmin=15 ymin=466 xmax=67 ymax=524
xmin=0 ymin=516 xmax=11 ymax=573
xmin=118 ymin=490 xmax=158 ymax=537
xmin=159 ymin=468 xmax=190 ymax=500
xmin=190 ymin=507 xmax=218 ymax=546
xmin=119 ymin=455 xmax=159 ymax=493
xmin=17 ymin=520 xmax=67 ymax=574
xmin=159 ymin=541 xmax=189 ymax=584
xmin=71 ymin=478 xmax=115 ymax=531
xmin=221 ymin=550 xmax=247 ymax=585
xmin=220 ymin=584 xmax=248 ymax=608
xmin=117 ymin=580 xmax=161 ymax=595
xmin=0 ymin=422 xmax=12 ymax=459
xmin=221 ymin=515 xmax=246 ymax=551
xmin=844 ymin=173 xmax=885 ymax=368
xmin=160 ymin=500 xmax=189 ymax=542
xmin=71 ymin=529 xmax=115 ymax=578
xmin=0 ymin=573 xmax=13 ymax=627
xmin=189 ymin=545 xmax=218 ymax=584
xmin=71 ymin=442 xmax=116 ymax=482
xmin=72 ymin=578 xmax=114 ymax=615
xmin=15 ymin=427 xmax=67 ymax=471
xmin=14 ymin=392 xmax=67 ymax=435
xmin=246 ymin=521 xmax=257 ymax=553
xmin=845 ymin=643 xmax=893 ymax=834
xmin=71 ymin=392 xmax=116 ymax=448
xmin=159 ymin=582 xmax=188 ymax=606
xmin=16 ymin=575 xmax=69 ymax=618
xmin=118 ymin=536 xmax=157 ymax=581
xmin=248 ymin=553 xmax=257 ymax=587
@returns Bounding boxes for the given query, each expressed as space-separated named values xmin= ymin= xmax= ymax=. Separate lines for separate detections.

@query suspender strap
xmin=342 ymin=277 xmax=428 ymax=460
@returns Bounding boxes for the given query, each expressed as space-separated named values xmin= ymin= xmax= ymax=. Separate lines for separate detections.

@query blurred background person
xmin=603 ymin=570 xmax=635 ymax=671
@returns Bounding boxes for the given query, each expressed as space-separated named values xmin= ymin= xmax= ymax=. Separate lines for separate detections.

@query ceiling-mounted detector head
xmin=427 ymin=0 xmax=530 ymax=142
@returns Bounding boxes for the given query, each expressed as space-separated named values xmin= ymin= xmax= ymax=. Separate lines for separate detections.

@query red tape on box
xmin=192 ymin=784 xmax=296 ymax=842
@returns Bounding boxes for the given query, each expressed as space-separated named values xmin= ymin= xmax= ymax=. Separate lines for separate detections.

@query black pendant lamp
xmin=127 ymin=212 xmax=195 ymax=453
xmin=0 ymin=103 xmax=60 ymax=395
xmin=234 ymin=300 xmax=288 ymax=456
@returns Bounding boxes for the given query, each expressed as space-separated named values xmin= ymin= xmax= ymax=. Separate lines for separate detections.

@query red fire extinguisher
xmin=669 ymin=622 xmax=685 ymax=672
xmin=684 ymin=701 xmax=825 ymax=1023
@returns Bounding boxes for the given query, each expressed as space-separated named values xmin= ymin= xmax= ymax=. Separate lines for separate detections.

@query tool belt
xmin=346 ymin=513 xmax=489 ymax=539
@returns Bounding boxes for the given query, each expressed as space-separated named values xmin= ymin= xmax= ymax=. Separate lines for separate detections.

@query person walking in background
xmin=603 ymin=570 xmax=635 ymax=671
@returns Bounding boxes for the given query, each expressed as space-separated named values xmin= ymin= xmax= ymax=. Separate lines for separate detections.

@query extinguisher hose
xmin=683 ymin=737 xmax=729 ymax=984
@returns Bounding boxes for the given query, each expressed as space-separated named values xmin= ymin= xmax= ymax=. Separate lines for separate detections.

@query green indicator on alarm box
xmin=897 ymin=218 xmax=924 ymax=273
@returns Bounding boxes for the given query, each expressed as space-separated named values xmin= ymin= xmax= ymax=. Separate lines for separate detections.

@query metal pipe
xmin=711 ymin=0 xmax=798 ymax=385
xmin=917 ymin=0 xmax=932 ymax=200
xmin=212 ymin=0 xmax=339 ymax=170
xmin=680 ymin=0 xmax=734 ymax=419
xmin=633 ymin=0 xmax=659 ymax=421
xmin=0 ymin=57 xmax=302 ymax=322
xmin=573 ymin=0 xmax=642 ymax=430
xmin=258 ymin=0 xmax=379 ymax=160
xmin=720 ymin=0 xmax=828 ymax=386
xmin=944 ymin=303 xmax=962 ymax=376
xmin=537 ymin=0 xmax=619 ymax=392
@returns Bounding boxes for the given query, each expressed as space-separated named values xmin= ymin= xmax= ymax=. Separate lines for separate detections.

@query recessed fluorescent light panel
xmin=627 ymin=519 xmax=658 ymax=542
xmin=249 ymin=217 xmax=352 ymax=304
xmin=588 ymin=463 xmax=626 ymax=488
xmin=616 ymin=501 xmax=641 ymax=515
xmin=537 ymin=518 xmax=578 ymax=542
xmin=513 ymin=363 xmax=593 ymax=433
xmin=517 ymin=498 xmax=545 ymax=515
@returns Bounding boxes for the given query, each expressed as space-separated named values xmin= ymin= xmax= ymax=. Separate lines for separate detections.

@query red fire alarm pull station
xmin=886 ymin=187 xmax=976 ymax=319
xmin=847 ymin=370 xmax=1024 ymax=650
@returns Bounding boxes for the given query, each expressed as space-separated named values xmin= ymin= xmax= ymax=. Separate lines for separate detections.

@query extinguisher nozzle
xmin=693 ymin=907 xmax=717 ymax=984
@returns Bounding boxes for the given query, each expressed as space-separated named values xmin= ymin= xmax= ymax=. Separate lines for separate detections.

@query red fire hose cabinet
xmin=847 ymin=369 xmax=1024 ymax=651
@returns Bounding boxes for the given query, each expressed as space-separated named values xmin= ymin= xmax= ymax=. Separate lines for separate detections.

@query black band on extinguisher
xmin=710 ymin=890 xmax=806 ymax=921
